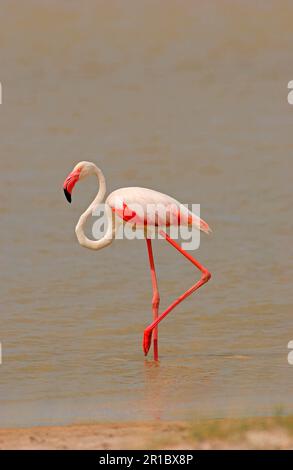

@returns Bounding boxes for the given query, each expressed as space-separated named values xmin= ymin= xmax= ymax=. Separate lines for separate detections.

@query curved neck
xmin=75 ymin=166 xmax=113 ymax=250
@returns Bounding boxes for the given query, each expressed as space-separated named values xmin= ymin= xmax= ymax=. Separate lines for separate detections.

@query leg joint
xmin=152 ymin=293 xmax=160 ymax=308
xmin=202 ymin=270 xmax=211 ymax=283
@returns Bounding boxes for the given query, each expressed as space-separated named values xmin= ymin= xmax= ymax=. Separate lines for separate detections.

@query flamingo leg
xmin=146 ymin=238 xmax=160 ymax=361
xmin=143 ymin=230 xmax=211 ymax=356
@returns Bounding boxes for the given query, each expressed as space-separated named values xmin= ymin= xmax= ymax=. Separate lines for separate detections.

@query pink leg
xmin=146 ymin=238 xmax=160 ymax=361
xmin=143 ymin=230 xmax=211 ymax=356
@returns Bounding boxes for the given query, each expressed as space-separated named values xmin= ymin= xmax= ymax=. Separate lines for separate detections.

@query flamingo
xmin=63 ymin=161 xmax=211 ymax=361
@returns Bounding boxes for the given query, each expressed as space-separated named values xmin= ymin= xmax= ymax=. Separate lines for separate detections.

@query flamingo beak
xmin=63 ymin=169 xmax=81 ymax=203
xmin=64 ymin=187 xmax=71 ymax=203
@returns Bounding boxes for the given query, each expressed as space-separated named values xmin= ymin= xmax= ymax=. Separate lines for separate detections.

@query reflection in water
xmin=143 ymin=356 xmax=219 ymax=421
xmin=143 ymin=360 xmax=163 ymax=421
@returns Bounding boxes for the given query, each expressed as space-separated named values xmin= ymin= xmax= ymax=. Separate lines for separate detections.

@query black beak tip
xmin=64 ymin=188 xmax=72 ymax=203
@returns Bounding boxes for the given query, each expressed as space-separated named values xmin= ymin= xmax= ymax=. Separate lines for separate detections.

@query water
xmin=0 ymin=0 xmax=292 ymax=427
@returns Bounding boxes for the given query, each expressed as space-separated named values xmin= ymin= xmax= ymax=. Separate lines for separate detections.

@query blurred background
xmin=0 ymin=0 xmax=292 ymax=427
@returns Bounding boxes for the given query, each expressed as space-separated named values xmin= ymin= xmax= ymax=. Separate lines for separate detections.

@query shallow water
xmin=0 ymin=0 xmax=293 ymax=427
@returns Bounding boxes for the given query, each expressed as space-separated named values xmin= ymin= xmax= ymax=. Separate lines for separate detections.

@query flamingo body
xmin=106 ymin=187 xmax=211 ymax=233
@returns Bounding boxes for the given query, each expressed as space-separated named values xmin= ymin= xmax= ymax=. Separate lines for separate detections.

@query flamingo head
xmin=63 ymin=161 xmax=95 ymax=203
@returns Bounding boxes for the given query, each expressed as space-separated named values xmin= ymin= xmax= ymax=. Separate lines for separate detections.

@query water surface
xmin=0 ymin=0 xmax=292 ymax=427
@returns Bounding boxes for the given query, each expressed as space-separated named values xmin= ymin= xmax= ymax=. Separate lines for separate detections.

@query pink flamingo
xmin=63 ymin=161 xmax=211 ymax=360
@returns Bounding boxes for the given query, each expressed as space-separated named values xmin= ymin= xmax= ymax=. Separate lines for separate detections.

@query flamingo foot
xmin=143 ymin=328 xmax=153 ymax=356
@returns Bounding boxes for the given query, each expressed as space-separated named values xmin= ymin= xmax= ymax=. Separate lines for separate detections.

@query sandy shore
xmin=0 ymin=417 xmax=293 ymax=450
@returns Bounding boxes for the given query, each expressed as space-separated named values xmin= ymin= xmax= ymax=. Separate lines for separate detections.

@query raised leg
xmin=146 ymin=238 xmax=160 ymax=361
xmin=143 ymin=230 xmax=211 ymax=356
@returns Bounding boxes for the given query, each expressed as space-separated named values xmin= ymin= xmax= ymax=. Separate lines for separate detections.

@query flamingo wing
xmin=106 ymin=187 xmax=211 ymax=233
